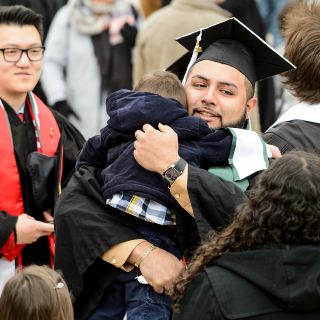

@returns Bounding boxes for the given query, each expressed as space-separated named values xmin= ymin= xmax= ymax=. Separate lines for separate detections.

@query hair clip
xmin=54 ymin=282 xmax=64 ymax=289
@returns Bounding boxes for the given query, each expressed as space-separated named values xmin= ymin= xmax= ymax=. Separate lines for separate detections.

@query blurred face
xmin=0 ymin=24 xmax=42 ymax=105
xmin=185 ymin=60 xmax=256 ymax=129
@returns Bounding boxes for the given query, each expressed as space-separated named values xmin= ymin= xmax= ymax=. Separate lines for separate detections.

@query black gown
xmin=263 ymin=120 xmax=320 ymax=154
xmin=54 ymin=164 xmax=246 ymax=319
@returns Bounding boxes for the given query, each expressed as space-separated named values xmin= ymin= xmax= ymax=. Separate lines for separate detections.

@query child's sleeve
xmin=76 ymin=134 xmax=107 ymax=170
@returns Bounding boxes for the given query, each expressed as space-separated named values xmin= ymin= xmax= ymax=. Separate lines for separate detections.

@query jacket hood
xmin=106 ymin=89 xmax=188 ymax=133
xmin=206 ymin=246 xmax=320 ymax=318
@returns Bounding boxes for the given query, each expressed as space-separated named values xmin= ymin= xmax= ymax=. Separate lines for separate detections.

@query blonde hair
xmin=0 ymin=265 xmax=74 ymax=320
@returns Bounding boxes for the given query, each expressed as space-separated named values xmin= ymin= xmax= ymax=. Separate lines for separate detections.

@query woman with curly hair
xmin=171 ymin=150 xmax=320 ymax=320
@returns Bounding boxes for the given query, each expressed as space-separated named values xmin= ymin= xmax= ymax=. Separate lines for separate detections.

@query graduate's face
xmin=185 ymin=60 xmax=256 ymax=129
xmin=0 ymin=24 xmax=42 ymax=103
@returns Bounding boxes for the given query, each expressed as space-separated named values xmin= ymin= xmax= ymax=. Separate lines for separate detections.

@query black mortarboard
xmin=167 ymin=17 xmax=295 ymax=86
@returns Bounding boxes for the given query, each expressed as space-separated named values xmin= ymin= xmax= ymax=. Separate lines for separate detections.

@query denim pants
xmin=88 ymin=221 xmax=181 ymax=320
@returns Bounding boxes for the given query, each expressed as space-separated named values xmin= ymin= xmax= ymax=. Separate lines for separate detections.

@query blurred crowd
xmin=2 ymin=1 xmax=320 ymax=320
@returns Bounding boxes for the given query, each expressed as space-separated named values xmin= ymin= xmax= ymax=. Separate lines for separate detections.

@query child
xmin=76 ymin=70 xmax=270 ymax=319
xmin=0 ymin=265 xmax=74 ymax=320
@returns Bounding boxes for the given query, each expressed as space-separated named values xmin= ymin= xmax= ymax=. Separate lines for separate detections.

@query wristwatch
xmin=162 ymin=158 xmax=187 ymax=187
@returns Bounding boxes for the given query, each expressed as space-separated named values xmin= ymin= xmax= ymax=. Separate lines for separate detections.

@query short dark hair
xmin=134 ymin=70 xmax=187 ymax=107
xmin=0 ymin=5 xmax=44 ymax=42
xmin=282 ymin=0 xmax=320 ymax=104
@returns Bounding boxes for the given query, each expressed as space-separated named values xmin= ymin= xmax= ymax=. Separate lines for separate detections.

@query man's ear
xmin=246 ymin=97 xmax=257 ymax=117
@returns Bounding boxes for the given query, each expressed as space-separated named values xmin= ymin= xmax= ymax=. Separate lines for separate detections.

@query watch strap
xmin=162 ymin=158 xmax=187 ymax=186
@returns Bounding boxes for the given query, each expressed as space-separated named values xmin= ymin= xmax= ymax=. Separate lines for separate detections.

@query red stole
xmin=0 ymin=93 xmax=61 ymax=262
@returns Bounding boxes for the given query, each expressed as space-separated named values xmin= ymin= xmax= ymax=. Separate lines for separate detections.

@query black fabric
xmin=168 ymin=17 xmax=294 ymax=84
xmin=54 ymin=166 xmax=142 ymax=319
xmin=91 ymin=28 xmax=133 ymax=96
xmin=174 ymin=246 xmax=320 ymax=320
xmin=0 ymin=98 xmax=84 ymax=266
xmin=187 ymin=165 xmax=247 ymax=240
xmin=52 ymin=100 xmax=80 ymax=120
xmin=0 ymin=212 xmax=18 ymax=248
xmin=26 ymin=152 xmax=58 ymax=213
xmin=120 ymin=22 xmax=137 ymax=48
xmin=263 ymin=120 xmax=320 ymax=154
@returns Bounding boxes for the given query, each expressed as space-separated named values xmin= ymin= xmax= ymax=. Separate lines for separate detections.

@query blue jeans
xmin=88 ymin=221 xmax=181 ymax=320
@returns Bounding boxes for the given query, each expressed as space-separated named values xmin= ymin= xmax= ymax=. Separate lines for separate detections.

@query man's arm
xmin=133 ymin=123 xmax=247 ymax=226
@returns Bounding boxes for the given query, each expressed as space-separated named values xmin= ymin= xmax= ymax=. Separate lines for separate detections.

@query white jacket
xmin=41 ymin=5 xmax=107 ymax=139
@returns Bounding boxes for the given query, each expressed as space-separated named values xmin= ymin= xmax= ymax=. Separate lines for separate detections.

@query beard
xmin=221 ymin=109 xmax=248 ymax=129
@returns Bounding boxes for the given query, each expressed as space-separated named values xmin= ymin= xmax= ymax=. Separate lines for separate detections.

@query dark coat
xmin=174 ymin=246 xmax=320 ymax=320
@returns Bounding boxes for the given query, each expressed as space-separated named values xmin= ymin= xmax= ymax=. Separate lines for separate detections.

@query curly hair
xmin=170 ymin=151 xmax=320 ymax=305
xmin=281 ymin=0 xmax=320 ymax=104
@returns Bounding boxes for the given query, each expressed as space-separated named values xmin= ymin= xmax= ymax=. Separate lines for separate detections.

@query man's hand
xmin=127 ymin=241 xmax=184 ymax=294
xmin=268 ymin=144 xmax=282 ymax=159
xmin=133 ymin=123 xmax=180 ymax=174
xmin=15 ymin=214 xmax=54 ymax=244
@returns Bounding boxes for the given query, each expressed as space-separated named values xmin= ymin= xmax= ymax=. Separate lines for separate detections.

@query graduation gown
xmin=263 ymin=101 xmax=320 ymax=154
xmin=263 ymin=120 xmax=320 ymax=154
xmin=0 ymin=98 xmax=84 ymax=266
xmin=54 ymin=164 xmax=247 ymax=319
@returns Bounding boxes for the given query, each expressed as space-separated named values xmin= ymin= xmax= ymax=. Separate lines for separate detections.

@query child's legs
xmin=125 ymin=221 xmax=181 ymax=320
xmin=88 ymin=271 xmax=128 ymax=320
xmin=125 ymin=279 xmax=172 ymax=320
xmin=89 ymin=221 xmax=181 ymax=320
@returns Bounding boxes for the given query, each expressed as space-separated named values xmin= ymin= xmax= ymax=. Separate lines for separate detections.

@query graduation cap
xmin=167 ymin=17 xmax=295 ymax=86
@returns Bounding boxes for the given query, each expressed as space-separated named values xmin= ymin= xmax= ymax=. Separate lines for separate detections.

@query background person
xmin=0 ymin=5 xmax=84 ymax=293
xmin=133 ymin=0 xmax=231 ymax=86
xmin=0 ymin=265 xmax=74 ymax=320
xmin=41 ymin=0 xmax=138 ymax=139
xmin=263 ymin=0 xmax=320 ymax=153
xmin=171 ymin=151 xmax=320 ymax=320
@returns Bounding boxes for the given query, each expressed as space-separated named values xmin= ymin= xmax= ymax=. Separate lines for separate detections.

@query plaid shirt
xmin=106 ymin=192 xmax=175 ymax=225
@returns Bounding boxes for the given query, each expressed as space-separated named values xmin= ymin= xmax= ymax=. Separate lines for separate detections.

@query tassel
xmin=182 ymin=29 xmax=203 ymax=85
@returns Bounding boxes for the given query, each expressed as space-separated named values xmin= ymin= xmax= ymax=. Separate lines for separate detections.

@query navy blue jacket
xmin=77 ymin=89 xmax=231 ymax=209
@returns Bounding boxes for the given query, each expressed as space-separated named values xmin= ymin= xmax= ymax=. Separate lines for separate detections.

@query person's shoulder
xmin=174 ymin=270 xmax=217 ymax=320
xmin=51 ymin=109 xmax=85 ymax=144
xmin=49 ymin=4 xmax=70 ymax=27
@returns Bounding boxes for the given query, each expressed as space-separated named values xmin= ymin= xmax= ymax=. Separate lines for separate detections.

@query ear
xmin=245 ymin=97 xmax=257 ymax=117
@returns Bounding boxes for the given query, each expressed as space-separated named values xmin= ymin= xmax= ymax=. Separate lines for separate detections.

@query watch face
xmin=165 ymin=167 xmax=180 ymax=182
xmin=163 ymin=158 xmax=187 ymax=186
xmin=163 ymin=167 xmax=180 ymax=185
